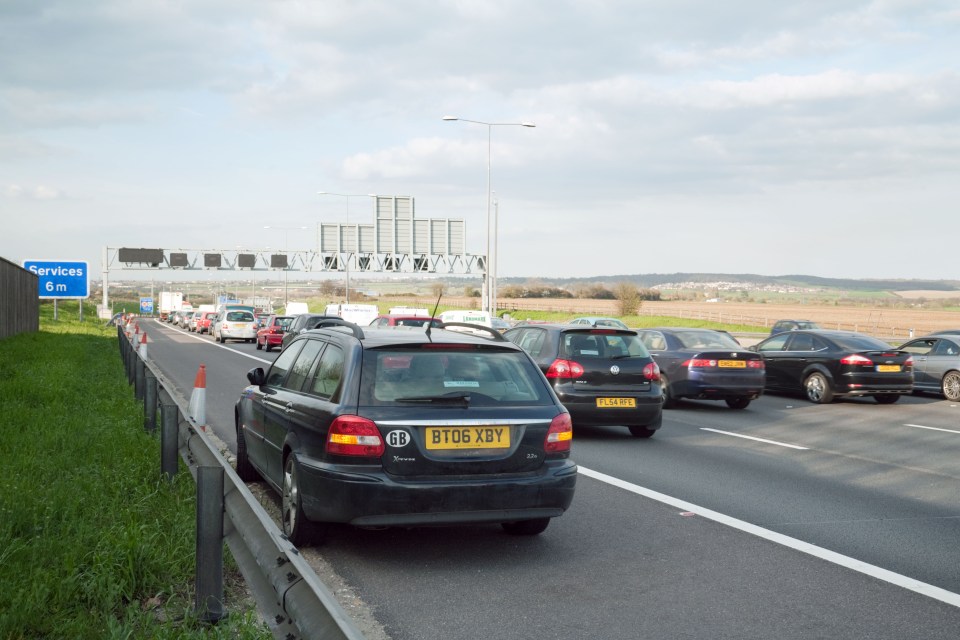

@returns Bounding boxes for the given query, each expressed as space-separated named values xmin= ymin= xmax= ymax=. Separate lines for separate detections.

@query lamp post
xmin=263 ymin=225 xmax=306 ymax=308
xmin=317 ymin=192 xmax=376 ymax=303
xmin=442 ymin=116 xmax=535 ymax=316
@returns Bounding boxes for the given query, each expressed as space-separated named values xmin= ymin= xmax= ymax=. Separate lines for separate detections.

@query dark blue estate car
xmin=235 ymin=319 xmax=577 ymax=545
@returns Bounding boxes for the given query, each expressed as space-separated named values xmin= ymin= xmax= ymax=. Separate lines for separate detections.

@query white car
xmin=213 ymin=310 xmax=257 ymax=343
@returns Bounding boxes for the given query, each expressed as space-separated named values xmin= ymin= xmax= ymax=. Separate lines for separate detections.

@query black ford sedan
xmin=637 ymin=328 xmax=764 ymax=410
xmin=235 ymin=320 xmax=576 ymax=545
xmin=750 ymin=330 xmax=913 ymax=404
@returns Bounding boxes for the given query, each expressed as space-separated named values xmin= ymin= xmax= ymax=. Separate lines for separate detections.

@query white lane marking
xmin=700 ymin=428 xmax=809 ymax=450
xmin=578 ymin=466 xmax=960 ymax=608
xmin=154 ymin=320 xmax=273 ymax=364
xmin=904 ymin=423 xmax=960 ymax=436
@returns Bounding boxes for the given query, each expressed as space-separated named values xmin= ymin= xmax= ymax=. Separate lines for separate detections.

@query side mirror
xmin=246 ymin=367 xmax=266 ymax=386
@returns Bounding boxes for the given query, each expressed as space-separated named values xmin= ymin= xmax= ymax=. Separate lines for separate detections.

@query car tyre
xmin=874 ymin=394 xmax=900 ymax=404
xmin=941 ymin=371 xmax=960 ymax=401
xmin=628 ymin=425 xmax=656 ymax=438
xmin=235 ymin=425 xmax=260 ymax=482
xmin=256 ymin=340 xmax=263 ymax=350
xmin=282 ymin=454 xmax=324 ymax=546
xmin=804 ymin=372 xmax=834 ymax=404
xmin=265 ymin=343 xmax=273 ymax=353
xmin=725 ymin=396 xmax=751 ymax=410
xmin=660 ymin=374 xmax=677 ymax=409
xmin=502 ymin=517 xmax=550 ymax=536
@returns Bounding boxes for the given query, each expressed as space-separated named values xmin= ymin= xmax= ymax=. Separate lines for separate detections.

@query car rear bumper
xmin=555 ymin=391 xmax=663 ymax=428
xmin=296 ymin=457 xmax=578 ymax=526
xmin=675 ymin=373 xmax=765 ymax=399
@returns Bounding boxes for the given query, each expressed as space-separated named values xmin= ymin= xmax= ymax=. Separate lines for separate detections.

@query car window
xmin=265 ymin=341 xmax=304 ymax=386
xmin=512 ymin=328 xmax=547 ymax=358
xmin=227 ymin=311 xmax=254 ymax=322
xmin=360 ymin=347 xmax=552 ymax=406
xmin=786 ymin=333 xmax=816 ymax=352
xmin=832 ymin=334 xmax=895 ymax=351
xmin=563 ymin=332 xmax=648 ymax=358
xmin=901 ymin=339 xmax=937 ymax=356
xmin=933 ymin=340 xmax=960 ymax=357
xmin=308 ymin=344 xmax=344 ymax=399
xmin=758 ymin=334 xmax=790 ymax=352
xmin=675 ymin=330 xmax=739 ymax=350
xmin=284 ymin=340 xmax=325 ymax=392
xmin=641 ymin=331 xmax=667 ymax=351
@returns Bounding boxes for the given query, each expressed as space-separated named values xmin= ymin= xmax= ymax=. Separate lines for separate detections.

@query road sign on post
xmin=23 ymin=260 xmax=90 ymax=299
xmin=140 ymin=297 xmax=154 ymax=314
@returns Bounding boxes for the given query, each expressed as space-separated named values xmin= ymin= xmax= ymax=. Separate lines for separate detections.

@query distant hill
xmin=495 ymin=273 xmax=960 ymax=292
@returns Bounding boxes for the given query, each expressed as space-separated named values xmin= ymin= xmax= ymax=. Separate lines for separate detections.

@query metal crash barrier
xmin=117 ymin=320 xmax=366 ymax=640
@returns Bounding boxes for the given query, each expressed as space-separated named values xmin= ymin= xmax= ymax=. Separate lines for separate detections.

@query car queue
xmin=151 ymin=307 xmax=959 ymax=545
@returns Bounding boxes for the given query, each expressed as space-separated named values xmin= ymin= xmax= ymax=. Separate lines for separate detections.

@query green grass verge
xmin=0 ymin=302 xmax=270 ymax=639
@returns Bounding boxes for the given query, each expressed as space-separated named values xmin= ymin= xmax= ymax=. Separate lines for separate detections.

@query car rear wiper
xmin=611 ymin=354 xmax=640 ymax=360
xmin=395 ymin=392 xmax=471 ymax=405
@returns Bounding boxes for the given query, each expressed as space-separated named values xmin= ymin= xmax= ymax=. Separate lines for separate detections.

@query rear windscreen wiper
xmin=395 ymin=393 xmax=471 ymax=405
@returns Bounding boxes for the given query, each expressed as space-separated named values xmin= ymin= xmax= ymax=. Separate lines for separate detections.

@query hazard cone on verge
xmin=188 ymin=364 xmax=207 ymax=429
xmin=138 ymin=332 xmax=148 ymax=359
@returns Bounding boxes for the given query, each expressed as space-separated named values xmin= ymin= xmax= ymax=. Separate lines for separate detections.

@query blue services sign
xmin=140 ymin=297 xmax=154 ymax=314
xmin=23 ymin=260 xmax=90 ymax=299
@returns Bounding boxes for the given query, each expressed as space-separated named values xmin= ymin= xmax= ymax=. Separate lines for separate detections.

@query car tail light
xmin=546 ymin=359 xmax=585 ymax=379
xmin=326 ymin=415 xmax=384 ymax=457
xmin=544 ymin=412 xmax=572 ymax=453
xmin=684 ymin=358 xmax=718 ymax=368
xmin=904 ymin=356 xmax=913 ymax=370
xmin=643 ymin=362 xmax=660 ymax=381
xmin=841 ymin=354 xmax=873 ymax=366
xmin=747 ymin=360 xmax=764 ymax=369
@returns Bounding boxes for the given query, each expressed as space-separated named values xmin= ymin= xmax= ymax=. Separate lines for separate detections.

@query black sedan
xmin=637 ymin=328 xmax=764 ymax=410
xmin=749 ymin=330 xmax=913 ymax=404
xmin=504 ymin=324 xmax=663 ymax=437
xmin=235 ymin=320 xmax=576 ymax=544
xmin=898 ymin=333 xmax=960 ymax=401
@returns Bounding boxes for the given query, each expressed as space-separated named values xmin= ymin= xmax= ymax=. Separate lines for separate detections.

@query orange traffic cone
xmin=188 ymin=364 xmax=207 ymax=429
xmin=138 ymin=332 xmax=148 ymax=359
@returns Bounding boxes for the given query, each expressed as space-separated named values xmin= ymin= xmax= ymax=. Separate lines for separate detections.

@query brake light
xmin=747 ymin=360 xmax=765 ymax=369
xmin=546 ymin=359 xmax=584 ymax=379
xmin=684 ymin=358 xmax=717 ymax=368
xmin=904 ymin=356 xmax=913 ymax=369
xmin=326 ymin=416 xmax=384 ymax=457
xmin=590 ymin=329 xmax=616 ymax=335
xmin=840 ymin=354 xmax=873 ymax=366
xmin=643 ymin=362 xmax=660 ymax=381
xmin=545 ymin=412 xmax=572 ymax=453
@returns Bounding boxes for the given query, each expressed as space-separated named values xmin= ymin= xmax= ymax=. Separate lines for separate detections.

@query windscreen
xmin=561 ymin=331 xmax=649 ymax=359
xmin=675 ymin=330 xmax=740 ymax=350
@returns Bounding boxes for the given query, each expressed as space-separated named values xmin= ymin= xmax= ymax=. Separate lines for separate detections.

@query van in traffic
xmin=324 ymin=303 xmax=380 ymax=326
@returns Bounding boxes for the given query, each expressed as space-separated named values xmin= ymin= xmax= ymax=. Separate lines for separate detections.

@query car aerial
xmin=280 ymin=313 xmax=339 ymax=351
xmin=749 ymin=330 xmax=913 ymax=404
xmin=368 ymin=315 xmax=443 ymax=329
xmin=234 ymin=320 xmax=577 ymax=544
xmin=568 ymin=317 xmax=630 ymax=330
xmin=256 ymin=315 xmax=294 ymax=352
xmin=212 ymin=309 xmax=258 ymax=344
xmin=636 ymin=327 xmax=765 ymax=410
xmin=897 ymin=333 xmax=960 ymax=401
xmin=769 ymin=319 xmax=822 ymax=336
xmin=503 ymin=323 xmax=663 ymax=437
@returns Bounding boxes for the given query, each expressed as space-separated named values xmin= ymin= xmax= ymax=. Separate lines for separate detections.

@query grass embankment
xmin=0 ymin=302 xmax=269 ymax=639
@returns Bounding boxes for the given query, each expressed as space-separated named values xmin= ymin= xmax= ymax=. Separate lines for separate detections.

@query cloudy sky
xmin=2 ymin=0 xmax=958 ymax=283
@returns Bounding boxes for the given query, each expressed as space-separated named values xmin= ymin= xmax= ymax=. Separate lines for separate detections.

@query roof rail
xmin=312 ymin=318 xmax=365 ymax=340
xmin=438 ymin=322 xmax=507 ymax=342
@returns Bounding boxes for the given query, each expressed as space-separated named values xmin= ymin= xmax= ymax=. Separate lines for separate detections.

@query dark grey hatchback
xmin=235 ymin=320 xmax=577 ymax=545
xmin=503 ymin=324 xmax=664 ymax=437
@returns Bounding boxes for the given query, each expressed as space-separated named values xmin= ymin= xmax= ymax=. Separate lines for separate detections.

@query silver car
xmin=898 ymin=333 xmax=960 ymax=401
xmin=213 ymin=310 xmax=257 ymax=344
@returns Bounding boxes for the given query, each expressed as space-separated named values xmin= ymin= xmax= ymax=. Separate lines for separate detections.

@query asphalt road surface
xmin=141 ymin=319 xmax=960 ymax=639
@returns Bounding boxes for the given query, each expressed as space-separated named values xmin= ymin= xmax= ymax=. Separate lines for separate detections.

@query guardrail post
xmin=160 ymin=402 xmax=179 ymax=481
xmin=135 ymin=356 xmax=145 ymax=403
xmin=196 ymin=466 xmax=224 ymax=624
xmin=144 ymin=370 xmax=158 ymax=433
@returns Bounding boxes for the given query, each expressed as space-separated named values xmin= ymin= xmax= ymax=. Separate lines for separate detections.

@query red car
xmin=197 ymin=311 xmax=218 ymax=334
xmin=256 ymin=315 xmax=294 ymax=352
xmin=368 ymin=315 xmax=443 ymax=329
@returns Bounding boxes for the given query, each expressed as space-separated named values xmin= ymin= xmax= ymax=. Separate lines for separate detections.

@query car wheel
xmin=660 ymin=374 xmax=677 ymax=409
xmin=628 ymin=425 xmax=656 ymax=438
xmin=282 ymin=455 xmax=324 ymax=546
xmin=256 ymin=340 xmax=262 ymax=350
xmin=941 ymin=371 xmax=960 ymax=401
xmin=219 ymin=334 xmax=225 ymax=343
xmin=874 ymin=394 xmax=900 ymax=404
xmin=725 ymin=396 xmax=751 ymax=410
xmin=265 ymin=343 xmax=273 ymax=353
xmin=502 ymin=517 xmax=550 ymax=535
xmin=804 ymin=372 xmax=834 ymax=404
xmin=235 ymin=425 xmax=260 ymax=482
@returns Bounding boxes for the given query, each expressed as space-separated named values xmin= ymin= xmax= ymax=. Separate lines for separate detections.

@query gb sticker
xmin=385 ymin=430 xmax=411 ymax=448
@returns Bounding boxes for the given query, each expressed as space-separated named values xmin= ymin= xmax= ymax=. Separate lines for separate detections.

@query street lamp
xmin=317 ymin=192 xmax=376 ymax=303
xmin=442 ymin=115 xmax=535 ymax=316
xmin=263 ymin=224 xmax=307 ymax=308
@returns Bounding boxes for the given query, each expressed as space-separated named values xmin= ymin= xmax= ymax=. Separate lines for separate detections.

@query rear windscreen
xmin=675 ymin=330 xmax=740 ymax=350
xmin=360 ymin=347 xmax=554 ymax=406
xmin=562 ymin=332 xmax=649 ymax=359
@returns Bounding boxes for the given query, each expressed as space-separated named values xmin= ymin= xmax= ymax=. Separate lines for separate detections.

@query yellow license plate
xmin=425 ymin=426 xmax=510 ymax=450
xmin=718 ymin=360 xmax=746 ymax=368
xmin=596 ymin=397 xmax=637 ymax=408
xmin=877 ymin=364 xmax=901 ymax=372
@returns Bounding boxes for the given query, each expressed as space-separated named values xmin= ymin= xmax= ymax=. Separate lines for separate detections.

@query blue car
xmin=637 ymin=328 xmax=765 ymax=410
